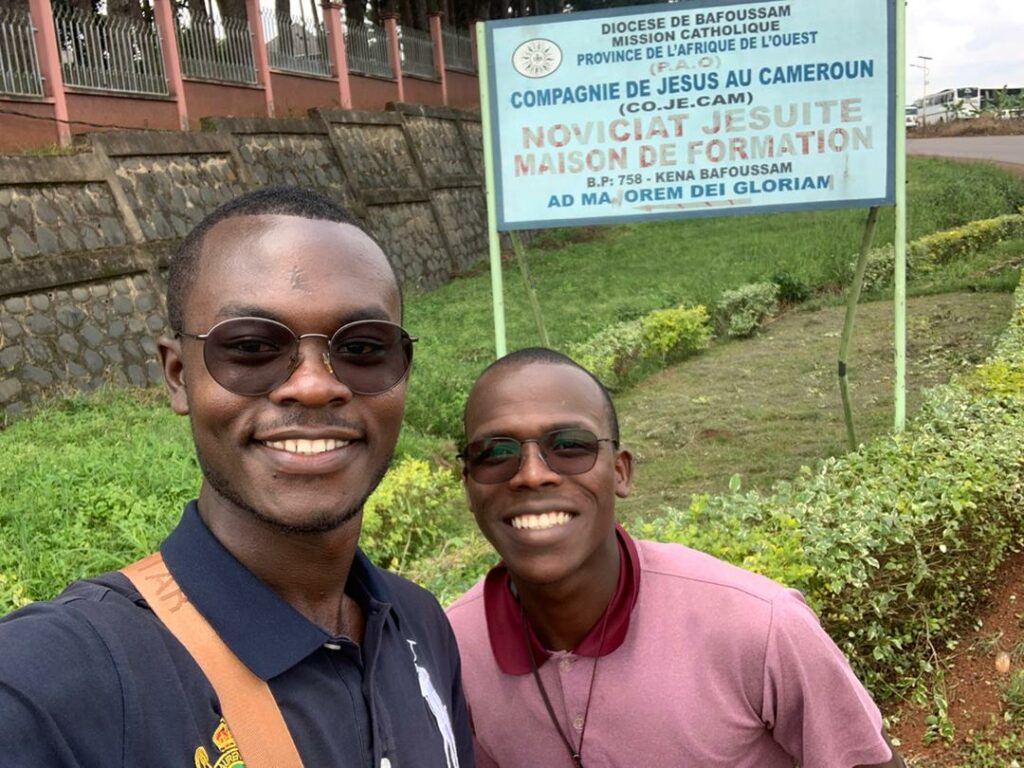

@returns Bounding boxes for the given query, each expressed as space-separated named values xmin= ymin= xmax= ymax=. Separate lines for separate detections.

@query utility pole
xmin=910 ymin=54 xmax=932 ymax=127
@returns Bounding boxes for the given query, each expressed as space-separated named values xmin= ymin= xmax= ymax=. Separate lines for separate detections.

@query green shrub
xmin=714 ymin=282 xmax=780 ymax=337
xmin=360 ymin=458 xmax=465 ymax=571
xmin=640 ymin=305 xmax=712 ymax=361
xmin=911 ymin=214 xmax=1024 ymax=265
xmin=771 ymin=271 xmax=812 ymax=304
xmin=571 ymin=303 xmax=711 ymax=390
xmin=860 ymin=213 xmax=1024 ymax=291
xmin=571 ymin=319 xmax=645 ymax=391
xmin=860 ymin=243 xmax=897 ymax=293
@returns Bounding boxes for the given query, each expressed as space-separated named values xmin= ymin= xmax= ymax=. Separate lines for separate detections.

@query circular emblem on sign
xmin=512 ymin=38 xmax=562 ymax=78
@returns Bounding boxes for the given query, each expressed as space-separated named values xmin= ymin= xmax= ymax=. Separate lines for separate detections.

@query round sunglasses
xmin=457 ymin=428 xmax=617 ymax=484
xmin=178 ymin=317 xmax=415 ymax=397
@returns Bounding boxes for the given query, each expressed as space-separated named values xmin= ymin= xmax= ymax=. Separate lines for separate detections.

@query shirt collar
xmin=483 ymin=523 xmax=641 ymax=675
xmin=160 ymin=501 xmax=393 ymax=681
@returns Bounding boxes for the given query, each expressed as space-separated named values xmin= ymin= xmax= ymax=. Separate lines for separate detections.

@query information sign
xmin=484 ymin=0 xmax=895 ymax=230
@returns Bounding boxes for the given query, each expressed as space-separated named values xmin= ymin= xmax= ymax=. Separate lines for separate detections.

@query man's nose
xmin=509 ymin=441 xmax=562 ymax=488
xmin=268 ymin=337 xmax=353 ymax=406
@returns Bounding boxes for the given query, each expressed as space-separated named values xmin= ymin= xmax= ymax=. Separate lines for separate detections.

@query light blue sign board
xmin=485 ymin=0 xmax=895 ymax=230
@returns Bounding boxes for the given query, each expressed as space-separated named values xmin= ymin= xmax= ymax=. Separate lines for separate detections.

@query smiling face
xmin=159 ymin=214 xmax=406 ymax=536
xmin=462 ymin=361 xmax=633 ymax=590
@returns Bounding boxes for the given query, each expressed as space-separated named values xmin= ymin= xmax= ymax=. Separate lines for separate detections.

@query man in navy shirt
xmin=0 ymin=186 xmax=473 ymax=767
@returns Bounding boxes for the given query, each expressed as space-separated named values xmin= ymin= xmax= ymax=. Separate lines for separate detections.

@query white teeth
xmin=263 ymin=438 xmax=349 ymax=455
xmin=510 ymin=512 xmax=573 ymax=530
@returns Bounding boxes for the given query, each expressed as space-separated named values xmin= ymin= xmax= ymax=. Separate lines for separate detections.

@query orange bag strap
xmin=122 ymin=552 xmax=304 ymax=768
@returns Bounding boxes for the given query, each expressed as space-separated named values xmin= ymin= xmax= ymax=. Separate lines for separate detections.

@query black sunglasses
xmin=178 ymin=317 xmax=415 ymax=397
xmin=458 ymin=428 xmax=617 ymax=485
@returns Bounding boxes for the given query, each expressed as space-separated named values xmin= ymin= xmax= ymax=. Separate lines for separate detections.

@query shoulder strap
xmin=122 ymin=553 xmax=304 ymax=768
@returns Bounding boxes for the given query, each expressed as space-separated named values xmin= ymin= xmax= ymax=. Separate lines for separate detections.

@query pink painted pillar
xmin=27 ymin=0 xmax=70 ymax=145
xmin=244 ymin=0 xmax=274 ymax=117
xmin=429 ymin=12 xmax=447 ymax=106
xmin=321 ymin=1 xmax=351 ymax=108
xmin=151 ymin=0 xmax=189 ymax=130
xmin=383 ymin=13 xmax=403 ymax=103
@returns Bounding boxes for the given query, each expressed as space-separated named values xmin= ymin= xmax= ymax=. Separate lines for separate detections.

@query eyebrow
xmin=213 ymin=304 xmax=394 ymax=327
xmin=469 ymin=422 xmax=593 ymax=442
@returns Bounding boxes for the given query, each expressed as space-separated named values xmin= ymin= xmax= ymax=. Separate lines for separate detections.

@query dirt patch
xmin=888 ymin=548 xmax=1024 ymax=766
xmin=910 ymin=116 xmax=1024 ymax=138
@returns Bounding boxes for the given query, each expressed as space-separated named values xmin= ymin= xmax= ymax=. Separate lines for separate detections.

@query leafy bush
xmin=570 ymin=319 xmax=646 ymax=391
xmin=860 ymin=214 xmax=1024 ymax=291
xmin=360 ymin=458 xmax=465 ymax=571
xmin=912 ymin=214 xmax=1024 ymax=265
xmin=714 ymin=282 xmax=780 ymax=337
xmin=639 ymin=275 xmax=1024 ymax=700
xmin=571 ymin=304 xmax=711 ymax=390
xmin=640 ymin=305 xmax=712 ymax=361
xmin=771 ymin=271 xmax=811 ymax=304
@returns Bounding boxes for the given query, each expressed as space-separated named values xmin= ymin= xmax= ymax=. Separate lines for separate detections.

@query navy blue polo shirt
xmin=0 ymin=502 xmax=474 ymax=767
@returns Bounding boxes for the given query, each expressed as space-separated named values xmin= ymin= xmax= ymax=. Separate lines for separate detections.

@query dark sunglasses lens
xmin=203 ymin=318 xmax=297 ymax=396
xmin=465 ymin=438 xmax=523 ymax=484
xmin=329 ymin=321 xmax=413 ymax=395
xmin=541 ymin=429 xmax=601 ymax=475
xmin=463 ymin=429 xmax=602 ymax=484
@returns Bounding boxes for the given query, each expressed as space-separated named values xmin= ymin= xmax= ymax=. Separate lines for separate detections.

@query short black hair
xmin=466 ymin=347 xmax=620 ymax=443
xmin=167 ymin=186 xmax=400 ymax=332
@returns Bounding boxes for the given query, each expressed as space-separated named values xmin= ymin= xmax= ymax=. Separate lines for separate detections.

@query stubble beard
xmin=196 ymin=449 xmax=393 ymax=536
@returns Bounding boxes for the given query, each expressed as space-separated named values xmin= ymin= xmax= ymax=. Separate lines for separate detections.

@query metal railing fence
xmin=399 ymin=25 xmax=434 ymax=78
xmin=441 ymin=26 xmax=473 ymax=73
xmin=0 ymin=6 xmax=43 ymax=96
xmin=344 ymin=20 xmax=390 ymax=79
xmin=176 ymin=11 xmax=256 ymax=84
xmin=53 ymin=6 xmax=166 ymax=95
xmin=261 ymin=8 xmax=329 ymax=77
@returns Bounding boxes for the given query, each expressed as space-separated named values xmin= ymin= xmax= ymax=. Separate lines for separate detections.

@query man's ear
xmin=158 ymin=335 xmax=190 ymax=416
xmin=614 ymin=447 xmax=634 ymax=499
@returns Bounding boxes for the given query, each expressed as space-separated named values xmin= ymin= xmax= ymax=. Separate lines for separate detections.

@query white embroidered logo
xmin=406 ymin=639 xmax=460 ymax=768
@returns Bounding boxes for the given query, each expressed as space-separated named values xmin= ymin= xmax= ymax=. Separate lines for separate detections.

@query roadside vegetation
xmin=2 ymin=157 xmax=1024 ymax=763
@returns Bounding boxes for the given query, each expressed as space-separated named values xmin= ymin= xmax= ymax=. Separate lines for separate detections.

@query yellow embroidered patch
xmin=194 ymin=719 xmax=244 ymax=768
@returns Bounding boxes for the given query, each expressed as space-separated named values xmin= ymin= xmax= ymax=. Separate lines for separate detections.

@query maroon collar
xmin=483 ymin=524 xmax=641 ymax=675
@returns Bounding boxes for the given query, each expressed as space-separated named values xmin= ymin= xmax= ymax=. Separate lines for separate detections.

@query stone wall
xmin=0 ymin=104 xmax=485 ymax=417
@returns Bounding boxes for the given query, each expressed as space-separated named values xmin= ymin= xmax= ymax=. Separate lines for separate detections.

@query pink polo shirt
xmin=446 ymin=537 xmax=891 ymax=768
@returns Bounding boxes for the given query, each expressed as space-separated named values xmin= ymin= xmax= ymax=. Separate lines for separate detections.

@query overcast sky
xmin=906 ymin=0 xmax=1024 ymax=96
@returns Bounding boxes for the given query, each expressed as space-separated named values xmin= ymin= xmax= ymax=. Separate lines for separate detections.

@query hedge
xmin=570 ymin=304 xmax=711 ymax=390
xmin=862 ymin=212 xmax=1024 ymax=292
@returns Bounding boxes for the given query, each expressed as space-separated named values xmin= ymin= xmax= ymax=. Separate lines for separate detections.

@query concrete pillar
xmin=321 ymin=1 xmax=351 ymax=109
xmin=244 ymin=0 xmax=274 ymax=117
xmin=383 ymin=13 xmax=403 ymax=103
xmin=151 ymin=0 xmax=189 ymax=130
xmin=27 ymin=0 xmax=70 ymax=145
xmin=429 ymin=12 xmax=446 ymax=106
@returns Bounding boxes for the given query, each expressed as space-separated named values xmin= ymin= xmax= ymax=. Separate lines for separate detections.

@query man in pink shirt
xmin=446 ymin=347 xmax=904 ymax=768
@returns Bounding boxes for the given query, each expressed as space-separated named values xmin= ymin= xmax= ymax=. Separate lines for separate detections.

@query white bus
xmin=917 ymin=87 xmax=982 ymax=125
xmin=904 ymin=104 xmax=919 ymax=128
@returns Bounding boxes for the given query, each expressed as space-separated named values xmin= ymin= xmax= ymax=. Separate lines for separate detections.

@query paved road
xmin=907 ymin=135 xmax=1024 ymax=169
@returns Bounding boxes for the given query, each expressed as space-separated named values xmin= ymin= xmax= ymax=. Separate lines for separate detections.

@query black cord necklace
xmin=520 ymin=603 xmax=611 ymax=768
